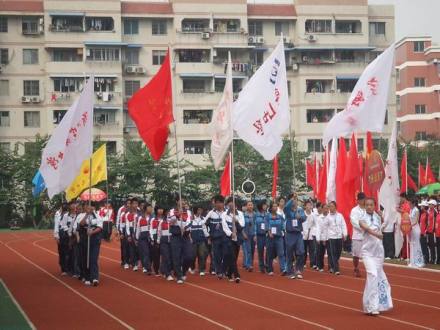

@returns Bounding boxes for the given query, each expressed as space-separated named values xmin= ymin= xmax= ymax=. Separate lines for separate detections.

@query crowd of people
xmin=53 ymin=191 xmax=439 ymax=315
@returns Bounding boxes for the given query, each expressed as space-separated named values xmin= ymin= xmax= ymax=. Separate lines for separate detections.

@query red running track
xmin=0 ymin=231 xmax=439 ymax=330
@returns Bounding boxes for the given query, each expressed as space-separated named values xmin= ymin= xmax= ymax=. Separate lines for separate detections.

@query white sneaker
xmin=177 ymin=279 xmax=184 ymax=284
xmin=142 ymin=268 xmax=147 ymax=273
xmin=385 ymin=257 xmax=391 ymax=260
xmin=166 ymin=275 xmax=174 ymax=281
xmin=84 ymin=281 xmax=91 ymax=286
xmin=335 ymin=271 xmax=340 ymax=276
xmin=200 ymin=272 xmax=205 ymax=276
xmin=92 ymin=280 xmax=99 ymax=287
xmin=289 ymin=274 xmax=296 ymax=279
xmin=61 ymin=272 xmax=67 ymax=276
xmin=182 ymin=276 xmax=187 ymax=281
xmin=189 ymin=268 xmax=195 ymax=275
xmin=133 ymin=265 xmax=138 ymax=272
xmin=124 ymin=264 xmax=129 ymax=270
xmin=296 ymin=273 xmax=303 ymax=279
xmin=268 ymin=272 xmax=274 ymax=276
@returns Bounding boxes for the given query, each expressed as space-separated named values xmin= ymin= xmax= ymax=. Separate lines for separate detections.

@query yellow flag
xmin=65 ymin=144 xmax=107 ymax=201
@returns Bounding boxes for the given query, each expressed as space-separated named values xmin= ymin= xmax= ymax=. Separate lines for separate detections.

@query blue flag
xmin=32 ymin=170 xmax=46 ymax=197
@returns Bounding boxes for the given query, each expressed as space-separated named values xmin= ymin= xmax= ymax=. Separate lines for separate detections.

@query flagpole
xmin=289 ymin=122 xmax=296 ymax=191
xmin=425 ymin=157 xmax=428 ymax=186
xmin=405 ymin=147 xmax=408 ymax=194
xmin=87 ymin=72 xmax=94 ymax=270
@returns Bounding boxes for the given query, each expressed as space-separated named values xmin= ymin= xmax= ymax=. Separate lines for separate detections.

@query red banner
xmin=365 ymin=150 xmax=385 ymax=192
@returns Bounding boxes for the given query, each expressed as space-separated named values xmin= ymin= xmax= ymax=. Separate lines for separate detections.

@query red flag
xmin=271 ymin=155 xmax=279 ymax=199
xmin=128 ymin=50 xmax=173 ymax=161
xmin=366 ymin=131 xmax=374 ymax=155
xmin=306 ymin=159 xmax=316 ymax=192
xmin=400 ymin=149 xmax=410 ymax=193
xmin=317 ymin=150 xmax=327 ymax=204
xmin=220 ymin=153 xmax=231 ymax=197
xmin=426 ymin=159 xmax=437 ymax=184
xmin=344 ymin=134 xmax=361 ymax=192
xmin=408 ymin=174 xmax=418 ymax=192
xmin=336 ymin=138 xmax=352 ymax=236
xmin=313 ymin=156 xmax=319 ymax=198
xmin=418 ymin=163 xmax=426 ymax=187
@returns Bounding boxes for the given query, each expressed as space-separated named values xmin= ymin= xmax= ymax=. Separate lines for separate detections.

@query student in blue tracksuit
xmin=189 ymin=206 xmax=209 ymax=276
xmin=205 ymin=195 xmax=226 ymax=278
xmin=266 ymin=201 xmax=286 ymax=275
xmin=255 ymin=201 xmax=268 ymax=273
xmin=284 ymin=194 xmax=306 ymax=279
xmin=242 ymin=201 xmax=256 ymax=271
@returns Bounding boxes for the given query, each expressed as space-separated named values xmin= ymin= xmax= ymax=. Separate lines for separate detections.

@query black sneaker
xmin=93 ymin=279 xmax=99 ymax=286
xmin=235 ymin=277 xmax=241 ymax=283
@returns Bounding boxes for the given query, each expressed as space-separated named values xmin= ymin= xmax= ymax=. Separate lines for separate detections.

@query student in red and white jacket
xmin=426 ymin=200 xmax=438 ymax=264
xmin=434 ymin=201 xmax=440 ymax=265
xmin=125 ymin=198 xmax=141 ymax=271
xmin=419 ymin=201 xmax=429 ymax=264
xmin=116 ymin=199 xmax=131 ymax=267
xmin=99 ymin=201 xmax=114 ymax=241
xmin=149 ymin=210 xmax=161 ymax=276
xmin=135 ymin=203 xmax=153 ymax=274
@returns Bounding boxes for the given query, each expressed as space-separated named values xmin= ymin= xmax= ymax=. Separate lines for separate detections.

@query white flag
xmin=326 ymin=138 xmax=338 ymax=203
xmin=232 ymin=39 xmax=290 ymax=160
xmin=40 ymin=76 xmax=94 ymax=198
xmin=210 ymin=52 xmax=233 ymax=170
xmin=323 ymin=44 xmax=395 ymax=146
xmin=378 ymin=123 xmax=402 ymax=256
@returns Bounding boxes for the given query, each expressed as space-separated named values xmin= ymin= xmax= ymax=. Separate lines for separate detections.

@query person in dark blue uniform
xmin=255 ymin=201 xmax=268 ymax=273
xmin=242 ymin=201 xmax=256 ymax=271
xmin=266 ymin=201 xmax=286 ymax=275
xmin=205 ymin=195 xmax=226 ymax=278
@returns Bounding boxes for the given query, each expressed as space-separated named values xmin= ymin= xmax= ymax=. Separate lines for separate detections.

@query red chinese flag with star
xmin=220 ymin=153 xmax=231 ymax=197
xmin=128 ymin=50 xmax=173 ymax=161
xmin=271 ymin=154 xmax=279 ymax=199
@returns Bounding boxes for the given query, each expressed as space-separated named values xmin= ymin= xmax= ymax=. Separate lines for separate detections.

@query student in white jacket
xmin=316 ymin=204 xmax=330 ymax=272
xmin=326 ymin=201 xmax=348 ymax=275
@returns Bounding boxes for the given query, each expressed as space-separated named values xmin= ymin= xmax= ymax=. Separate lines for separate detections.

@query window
xmin=124 ymin=19 xmax=138 ymax=35
xmin=0 ymin=80 xmax=9 ymax=96
xmin=0 ymin=142 xmax=10 ymax=152
xmin=372 ymin=138 xmax=387 ymax=150
xmin=251 ymin=51 xmax=263 ymax=66
xmin=51 ymin=16 xmax=83 ymax=32
xmin=184 ymin=140 xmax=211 ymax=154
xmin=86 ymin=48 xmax=120 ymax=61
xmin=0 ymin=48 xmax=8 ymax=64
xmin=335 ymin=20 xmax=361 ymax=34
xmin=24 ymin=111 xmax=40 ymax=127
xmin=22 ymin=17 xmax=39 ymax=34
xmin=125 ymin=80 xmax=140 ymax=97
xmin=86 ymin=17 xmax=114 ymax=31
xmin=415 ymin=131 xmax=427 ymax=141
xmin=94 ymin=109 xmax=116 ymax=125
xmin=301 ymin=50 xmax=333 ymax=64
xmin=214 ymin=19 xmax=239 ymax=33
xmin=287 ymin=80 xmax=291 ymax=96
xmin=23 ymin=49 xmax=38 ymax=64
xmin=337 ymin=79 xmax=358 ymax=93
xmin=215 ymin=78 xmax=241 ymax=93
xmin=181 ymin=19 xmax=209 ymax=32
xmin=125 ymin=49 xmax=139 ymax=65
xmin=94 ymin=77 xmax=115 ymax=92
xmin=275 ymin=21 xmax=289 ymax=36
xmin=414 ymin=77 xmax=425 ymax=87
xmin=384 ymin=110 xmax=388 ymax=125
xmin=23 ymin=80 xmax=39 ymax=96
xmin=369 ymin=22 xmax=385 ymax=36
xmin=307 ymin=139 xmax=324 ymax=152
xmin=183 ymin=110 xmax=212 ymax=124
xmin=152 ymin=20 xmax=167 ymax=35
xmin=306 ymin=80 xmax=333 ymax=93
xmin=53 ymin=78 xmax=82 ymax=92
xmin=152 ymin=50 xmax=166 ymax=65
xmin=306 ymin=109 xmax=334 ymax=123
xmin=182 ymin=79 xmax=207 ymax=93
xmin=0 ymin=16 xmax=7 ymax=32
xmin=396 ymin=68 xmax=400 ymax=83
xmin=248 ymin=21 xmax=263 ymax=36
xmin=0 ymin=111 xmax=10 ymax=127
xmin=178 ymin=49 xmax=209 ymax=63
xmin=53 ymin=48 xmax=83 ymax=62
xmin=107 ymin=141 xmax=117 ymax=154
xmin=305 ymin=20 xmax=332 ymax=33
xmin=357 ymin=138 xmax=364 ymax=152
xmin=53 ymin=110 xmax=67 ymax=124
xmin=414 ymin=41 xmax=425 ymax=52
xmin=415 ymin=104 xmax=426 ymax=114
xmin=336 ymin=50 xmax=355 ymax=62
xmin=24 ymin=142 xmax=37 ymax=154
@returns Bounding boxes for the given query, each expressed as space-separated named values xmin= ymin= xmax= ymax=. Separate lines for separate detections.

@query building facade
xmin=395 ymin=36 xmax=440 ymax=143
xmin=0 ymin=0 xmax=395 ymax=163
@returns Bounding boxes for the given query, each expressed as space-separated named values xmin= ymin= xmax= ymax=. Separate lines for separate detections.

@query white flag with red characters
xmin=232 ymin=39 xmax=289 ymax=161
xmin=40 ymin=76 xmax=94 ymax=199
xmin=323 ymin=44 xmax=395 ymax=146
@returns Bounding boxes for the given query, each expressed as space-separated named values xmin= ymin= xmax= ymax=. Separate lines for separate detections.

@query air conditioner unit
xmin=292 ymin=63 xmax=298 ymax=71
xmin=22 ymin=96 xmax=31 ymax=103
xmin=201 ymin=32 xmax=210 ymax=39
xmin=257 ymin=37 xmax=264 ymax=44
xmin=302 ymin=56 xmax=309 ymax=62
xmin=307 ymin=34 xmax=317 ymax=42
xmin=248 ymin=36 xmax=257 ymax=44
xmin=123 ymin=127 xmax=130 ymax=134
xmin=125 ymin=65 xmax=135 ymax=73
xmin=283 ymin=36 xmax=291 ymax=44
xmin=31 ymin=96 xmax=41 ymax=103
xmin=96 ymin=92 xmax=103 ymax=99
xmin=135 ymin=66 xmax=146 ymax=74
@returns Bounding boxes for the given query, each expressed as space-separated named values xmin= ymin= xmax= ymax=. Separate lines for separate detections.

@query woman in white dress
xmin=408 ymin=199 xmax=425 ymax=268
xmin=359 ymin=198 xmax=393 ymax=316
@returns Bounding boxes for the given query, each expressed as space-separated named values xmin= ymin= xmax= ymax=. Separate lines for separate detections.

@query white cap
xmin=428 ymin=199 xmax=437 ymax=206
xmin=419 ymin=201 xmax=429 ymax=207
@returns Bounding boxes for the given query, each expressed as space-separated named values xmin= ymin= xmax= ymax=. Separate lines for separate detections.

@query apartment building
xmin=0 ymin=0 xmax=395 ymax=163
xmin=395 ymin=36 xmax=440 ymax=143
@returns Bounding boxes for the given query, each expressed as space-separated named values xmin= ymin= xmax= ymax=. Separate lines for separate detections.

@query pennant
xmin=32 ymin=170 xmax=46 ymax=198
xmin=40 ymin=76 xmax=94 ymax=199
xmin=211 ymin=52 xmax=233 ymax=170
xmin=323 ymin=44 xmax=395 ymax=145
xmin=220 ymin=153 xmax=231 ymax=197
xmin=232 ymin=38 xmax=290 ymax=160
xmin=65 ymin=144 xmax=107 ymax=201
xmin=271 ymin=154 xmax=279 ymax=199
xmin=128 ymin=50 xmax=173 ymax=161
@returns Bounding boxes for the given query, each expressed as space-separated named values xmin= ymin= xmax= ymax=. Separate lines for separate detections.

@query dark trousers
xmin=436 ymin=237 xmax=440 ymax=264
xmin=256 ymin=235 xmax=266 ymax=272
xmin=267 ymin=236 xmax=286 ymax=273
xmin=170 ymin=235 xmax=184 ymax=279
xmin=59 ymin=232 xmax=71 ymax=273
xmin=317 ymin=241 xmax=327 ymax=270
xmin=150 ymin=242 xmax=160 ymax=274
xmin=159 ymin=241 xmax=172 ymax=276
xmin=120 ymin=237 xmax=129 ymax=265
xmin=192 ymin=241 xmax=208 ymax=272
xmin=207 ymin=241 xmax=214 ymax=273
xmin=138 ymin=238 xmax=151 ymax=271
xmin=420 ymin=235 xmax=429 ymax=264
xmin=223 ymin=239 xmax=240 ymax=279
xmin=102 ymin=221 xmax=113 ymax=241
xmin=212 ymin=238 xmax=224 ymax=275
xmin=89 ymin=234 xmax=101 ymax=281
xmin=79 ymin=234 xmax=90 ymax=281
xmin=128 ymin=235 xmax=138 ymax=267
xmin=328 ymin=238 xmax=343 ymax=272
xmin=285 ymin=232 xmax=305 ymax=274
xmin=71 ymin=240 xmax=81 ymax=277
xmin=383 ymin=232 xmax=395 ymax=258
xmin=427 ymin=233 xmax=436 ymax=263
xmin=57 ymin=241 xmax=63 ymax=271
xmin=304 ymin=239 xmax=317 ymax=267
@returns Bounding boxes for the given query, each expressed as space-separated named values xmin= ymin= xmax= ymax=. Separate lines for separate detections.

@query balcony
xmin=303 ymin=91 xmax=351 ymax=105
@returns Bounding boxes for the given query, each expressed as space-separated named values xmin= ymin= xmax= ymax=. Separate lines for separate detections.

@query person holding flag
xmin=350 ymin=192 xmax=367 ymax=277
